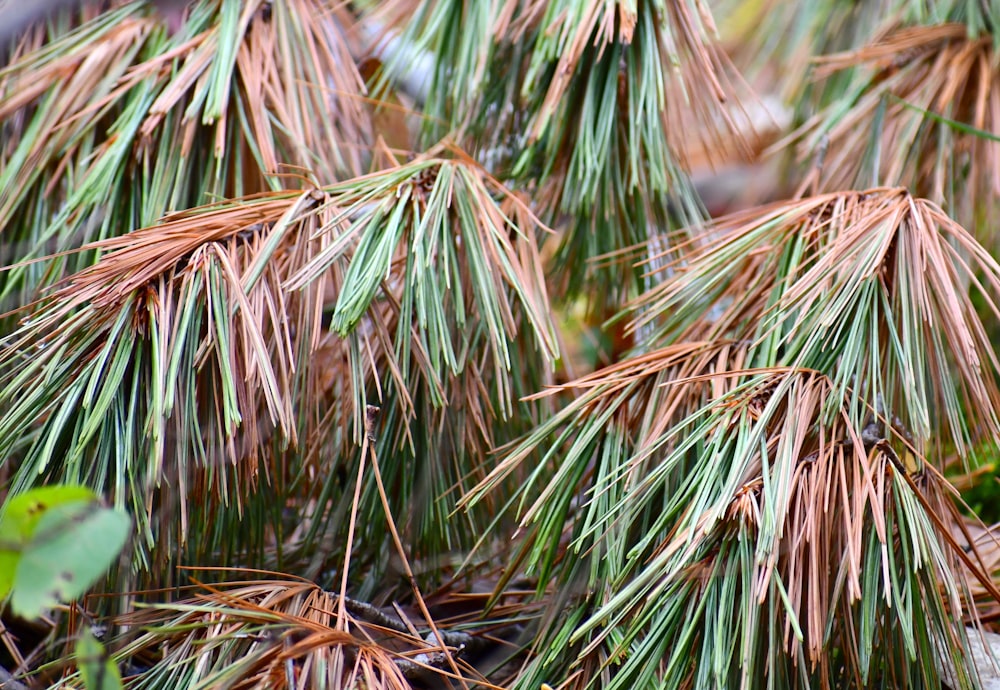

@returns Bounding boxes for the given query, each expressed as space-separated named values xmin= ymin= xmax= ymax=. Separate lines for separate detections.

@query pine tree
xmin=2 ymin=0 xmax=1000 ymax=687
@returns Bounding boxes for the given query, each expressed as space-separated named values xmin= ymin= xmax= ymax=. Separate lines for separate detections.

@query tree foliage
xmin=2 ymin=0 xmax=1000 ymax=688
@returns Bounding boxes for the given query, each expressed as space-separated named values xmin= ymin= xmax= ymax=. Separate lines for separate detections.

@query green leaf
xmin=0 ymin=485 xmax=98 ymax=541
xmin=0 ymin=489 xmax=130 ymax=619
xmin=0 ymin=485 xmax=99 ymax=599
xmin=76 ymin=627 xmax=123 ymax=690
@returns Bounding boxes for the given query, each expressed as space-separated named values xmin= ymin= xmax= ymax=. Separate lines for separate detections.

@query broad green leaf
xmin=0 ymin=485 xmax=98 ymax=541
xmin=0 ymin=486 xmax=100 ymax=599
xmin=0 ymin=551 xmax=16 ymax=603
xmin=9 ymin=499 xmax=131 ymax=619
